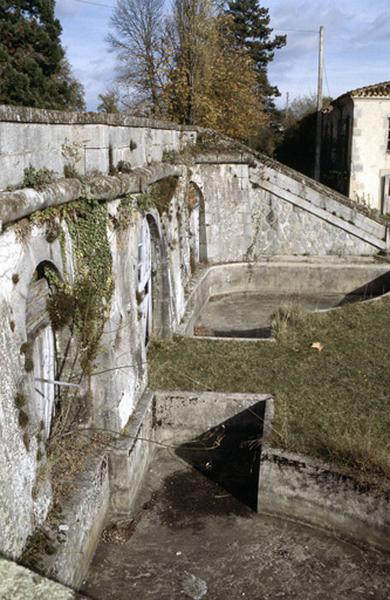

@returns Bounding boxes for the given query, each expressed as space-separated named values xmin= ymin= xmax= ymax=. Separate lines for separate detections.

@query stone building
xmin=321 ymin=81 xmax=390 ymax=212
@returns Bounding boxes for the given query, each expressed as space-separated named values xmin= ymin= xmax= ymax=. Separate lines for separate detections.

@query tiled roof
xmin=329 ymin=82 xmax=390 ymax=107
xmin=347 ymin=81 xmax=390 ymax=98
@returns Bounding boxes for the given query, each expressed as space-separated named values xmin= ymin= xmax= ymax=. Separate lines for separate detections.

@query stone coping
xmin=0 ymin=104 xmax=198 ymax=131
xmin=0 ymin=163 xmax=184 ymax=226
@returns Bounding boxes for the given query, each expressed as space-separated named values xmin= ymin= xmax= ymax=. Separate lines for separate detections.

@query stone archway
xmin=26 ymin=261 xmax=58 ymax=439
xmin=146 ymin=214 xmax=171 ymax=339
xmin=137 ymin=218 xmax=153 ymax=348
xmin=187 ymin=182 xmax=207 ymax=265
xmin=137 ymin=214 xmax=172 ymax=348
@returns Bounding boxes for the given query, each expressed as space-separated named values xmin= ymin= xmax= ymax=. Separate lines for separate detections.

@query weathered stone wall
xmin=0 ymin=105 xmax=197 ymax=191
xmin=0 ymin=559 xmax=88 ymax=600
xmin=0 ymin=172 xmax=195 ymax=569
xmin=258 ymin=448 xmax=390 ymax=553
xmin=177 ymin=261 xmax=390 ymax=336
xmin=192 ymin=157 xmax=387 ymax=262
xmin=247 ymin=187 xmax=377 ymax=257
xmin=0 ymin=106 xmax=389 ymax=589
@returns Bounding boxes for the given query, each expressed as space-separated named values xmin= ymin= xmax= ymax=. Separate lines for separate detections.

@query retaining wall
xmin=258 ymin=448 xmax=390 ymax=553
xmin=178 ymin=260 xmax=390 ymax=335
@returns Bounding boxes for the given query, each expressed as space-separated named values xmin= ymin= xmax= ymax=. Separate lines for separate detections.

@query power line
xmin=72 ymin=0 xmax=115 ymax=8
xmin=274 ymin=29 xmax=318 ymax=34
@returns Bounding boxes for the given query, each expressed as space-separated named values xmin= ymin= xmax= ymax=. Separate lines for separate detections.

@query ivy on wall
xmin=46 ymin=197 xmax=114 ymax=374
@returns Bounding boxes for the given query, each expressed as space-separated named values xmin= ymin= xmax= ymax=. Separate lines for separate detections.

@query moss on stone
xmin=138 ymin=176 xmax=179 ymax=215
xmin=14 ymin=392 xmax=26 ymax=409
xmin=22 ymin=166 xmax=56 ymax=190
xmin=47 ymin=286 xmax=76 ymax=331
xmin=18 ymin=409 xmax=29 ymax=428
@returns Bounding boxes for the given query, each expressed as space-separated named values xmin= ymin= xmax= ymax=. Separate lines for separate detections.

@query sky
xmin=55 ymin=0 xmax=390 ymax=111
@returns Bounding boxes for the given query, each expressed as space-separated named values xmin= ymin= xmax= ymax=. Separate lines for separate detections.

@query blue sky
xmin=55 ymin=0 xmax=390 ymax=111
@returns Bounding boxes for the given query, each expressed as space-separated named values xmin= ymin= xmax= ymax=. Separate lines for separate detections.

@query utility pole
xmin=314 ymin=25 xmax=324 ymax=181
xmin=285 ymin=92 xmax=289 ymax=127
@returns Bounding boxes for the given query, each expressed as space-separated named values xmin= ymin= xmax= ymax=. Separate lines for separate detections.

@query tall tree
xmin=224 ymin=1 xmax=286 ymax=152
xmin=225 ymin=0 xmax=286 ymax=104
xmin=163 ymin=0 xmax=215 ymax=124
xmin=108 ymin=0 xmax=270 ymax=143
xmin=163 ymin=11 xmax=268 ymax=141
xmin=0 ymin=1 xmax=85 ymax=109
xmin=107 ymin=0 xmax=165 ymax=116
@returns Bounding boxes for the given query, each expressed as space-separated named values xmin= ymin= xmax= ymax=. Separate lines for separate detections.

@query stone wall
xmin=258 ymin=448 xmax=390 ymax=553
xmin=0 ymin=105 xmax=197 ymax=191
xmin=0 ymin=176 xmax=196 ymax=574
xmin=0 ymin=106 xmax=389 ymax=589
xmin=177 ymin=261 xmax=390 ymax=336
xmin=192 ymin=155 xmax=388 ymax=262
xmin=0 ymin=559 xmax=88 ymax=600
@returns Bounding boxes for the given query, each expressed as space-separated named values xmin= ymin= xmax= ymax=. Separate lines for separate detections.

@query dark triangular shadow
xmin=175 ymin=400 xmax=265 ymax=511
xmin=337 ymin=272 xmax=390 ymax=306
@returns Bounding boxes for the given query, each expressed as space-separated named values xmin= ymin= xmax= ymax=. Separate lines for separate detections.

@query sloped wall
xmin=191 ymin=154 xmax=387 ymax=261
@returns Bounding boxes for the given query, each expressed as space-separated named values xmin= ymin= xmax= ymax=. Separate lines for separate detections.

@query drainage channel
xmin=83 ymin=450 xmax=390 ymax=600
xmin=83 ymin=392 xmax=389 ymax=600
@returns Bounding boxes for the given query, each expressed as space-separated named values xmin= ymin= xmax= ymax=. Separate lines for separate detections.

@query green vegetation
xmin=23 ymin=166 xmax=56 ymax=190
xmin=138 ymin=176 xmax=179 ymax=215
xmin=14 ymin=392 xmax=26 ymax=409
xmin=149 ymin=297 xmax=390 ymax=492
xmin=46 ymin=198 xmax=114 ymax=373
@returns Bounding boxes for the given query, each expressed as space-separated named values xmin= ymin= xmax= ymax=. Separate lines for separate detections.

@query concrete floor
xmin=194 ymin=291 xmax=351 ymax=338
xmin=83 ymin=452 xmax=390 ymax=600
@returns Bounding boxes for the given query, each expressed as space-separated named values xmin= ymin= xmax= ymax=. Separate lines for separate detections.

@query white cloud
xmin=56 ymin=0 xmax=83 ymax=18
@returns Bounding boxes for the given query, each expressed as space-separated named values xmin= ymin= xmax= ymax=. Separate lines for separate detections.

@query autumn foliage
xmin=108 ymin=0 xmax=284 ymax=146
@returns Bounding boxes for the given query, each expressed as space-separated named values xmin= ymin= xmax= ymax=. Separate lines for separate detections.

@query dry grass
xmin=149 ymin=296 xmax=390 ymax=492
xmin=48 ymin=432 xmax=111 ymax=506
xmin=271 ymin=301 xmax=308 ymax=340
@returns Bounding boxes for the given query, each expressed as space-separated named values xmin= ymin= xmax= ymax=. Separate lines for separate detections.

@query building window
xmin=388 ymin=118 xmax=390 ymax=152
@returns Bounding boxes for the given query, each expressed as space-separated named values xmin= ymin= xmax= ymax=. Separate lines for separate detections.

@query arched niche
xmin=26 ymin=261 xmax=59 ymax=440
xmin=187 ymin=182 xmax=207 ymax=265
xmin=137 ymin=218 xmax=153 ymax=348
xmin=140 ymin=214 xmax=171 ymax=341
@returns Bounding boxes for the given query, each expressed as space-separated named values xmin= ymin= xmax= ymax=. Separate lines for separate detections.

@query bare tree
xmin=107 ymin=0 xmax=165 ymax=115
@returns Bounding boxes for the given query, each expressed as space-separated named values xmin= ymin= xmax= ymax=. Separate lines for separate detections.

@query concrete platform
xmin=194 ymin=291 xmax=349 ymax=338
xmin=83 ymin=451 xmax=390 ymax=600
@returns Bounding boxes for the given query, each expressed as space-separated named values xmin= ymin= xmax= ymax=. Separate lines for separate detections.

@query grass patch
xmin=149 ymin=297 xmax=390 ymax=492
